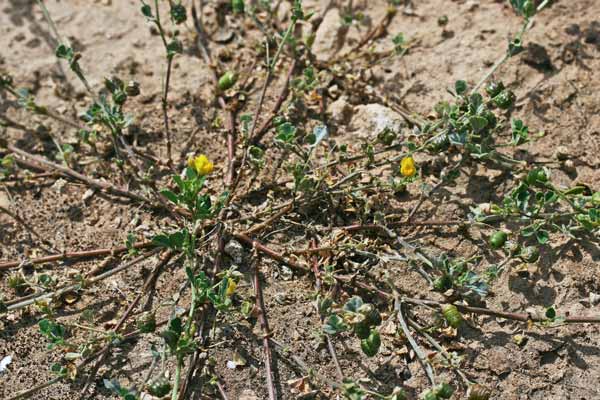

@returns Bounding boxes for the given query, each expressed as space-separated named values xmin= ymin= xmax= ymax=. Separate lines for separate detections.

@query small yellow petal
xmin=189 ymin=154 xmax=214 ymax=176
xmin=226 ymin=278 xmax=237 ymax=296
xmin=400 ymin=156 xmax=416 ymax=177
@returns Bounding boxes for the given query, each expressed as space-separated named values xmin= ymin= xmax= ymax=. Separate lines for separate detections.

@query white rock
xmin=328 ymin=95 xmax=353 ymax=126
xmin=349 ymin=104 xmax=404 ymax=140
xmin=224 ymin=239 xmax=244 ymax=263
xmin=312 ymin=9 xmax=343 ymax=62
xmin=0 ymin=355 xmax=12 ymax=374
xmin=51 ymin=178 xmax=68 ymax=194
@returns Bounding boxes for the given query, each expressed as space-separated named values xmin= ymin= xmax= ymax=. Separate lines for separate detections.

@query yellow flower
xmin=226 ymin=278 xmax=237 ymax=296
xmin=187 ymin=154 xmax=214 ymax=176
xmin=400 ymin=156 xmax=416 ymax=177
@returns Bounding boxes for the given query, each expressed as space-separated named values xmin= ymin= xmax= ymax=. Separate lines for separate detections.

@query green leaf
xmin=169 ymin=317 xmax=183 ymax=336
xmin=55 ymin=44 xmax=73 ymax=61
xmin=545 ymin=306 xmax=556 ymax=320
xmin=469 ymin=93 xmax=483 ymax=112
xmin=343 ymin=296 xmax=364 ymax=313
xmin=141 ymin=3 xmax=153 ymax=18
xmin=536 ymin=229 xmax=549 ymax=244
xmin=161 ymin=329 xmax=179 ymax=351
xmin=323 ymin=315 xmax=348 ymax=335
xmin=469 ymin=116 xmax=488 ymax=133
xmin=455 ymin=80 xmax=467 ymax=95
xmin=360 ymin=329 xmax=381 ymax=357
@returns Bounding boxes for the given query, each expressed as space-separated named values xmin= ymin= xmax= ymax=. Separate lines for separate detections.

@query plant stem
xmin=253 ymin=255 xmax=278 ymax=400
xmin=392 ymin=289 xmax=436 ymax=385
xmin=0 ymin=241 xmax=154 ymax=271
xmin=171 ymin=355 xmax=183 ymax=400
xmin=3 ymin=249 xmax=159 ymax=312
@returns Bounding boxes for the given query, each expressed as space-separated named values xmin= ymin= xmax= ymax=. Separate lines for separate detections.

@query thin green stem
xmin=171 ymin=355 xmax=183 ymax=400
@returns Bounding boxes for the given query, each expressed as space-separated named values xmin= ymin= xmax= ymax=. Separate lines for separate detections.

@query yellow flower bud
xmin=400 ymin=156 xmax=416 ymax=177
xmin=187 ymin=154 xmax=214 ymax=176
xmin=226 ymin=278 xmax=237 ymax=296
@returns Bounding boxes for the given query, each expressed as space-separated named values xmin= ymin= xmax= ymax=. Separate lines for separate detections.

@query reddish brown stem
xmin=0 ymin=241 xmax=154 ymax=270
xmin=253 ymin=255 xmax=277 ymax=400
xmin=8 ymin=145 xmax=151 ymax=203
xmin=81 ymin=250 xmax=174 ymax=394
xmin=250 ymin=59 xmax=297 ymax=147
xmin=234 ymin=232 xmax=600 ymax=325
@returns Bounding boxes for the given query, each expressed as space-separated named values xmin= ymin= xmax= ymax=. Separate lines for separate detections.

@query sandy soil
xmin=1 ymin=0 xmax=599 ymax=399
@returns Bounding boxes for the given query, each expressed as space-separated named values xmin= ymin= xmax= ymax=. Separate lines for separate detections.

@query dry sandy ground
xmin=1 ymin=0 xmax=600 ymax=399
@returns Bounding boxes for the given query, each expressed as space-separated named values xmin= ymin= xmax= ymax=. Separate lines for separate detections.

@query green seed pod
xmin=483 ymin=110 xmax=497 ymax=129
xmin=125 ymin=81 xmax=140 ymax=97
xmin=434 ymin=382 xmax=454 ymax=399
xmin=433 ymin=274 xmax=452 ymax=292
xmin=428 ymin=133 xmax=450 ymax=152
xmin=468 ymin=384 xmax=492 ymax=400
xmin=136 ymin=311 xmax=156 ymax=333
xmin=489 ymin=231 xmax=508 ymax=249
xmin=493 ymin=89 xmax=516 ymax=109
xmin=112 ymin=90 xmax=127 ymax=105
xmin=0 ymin=73 xmax=13 ymax=88
xmin=147 ymin=376 xmax=171 ymax=397
xmin=522 ymin=0 xmax=535 ymax=18
xmin=420 ymin=389 xmax=438 ymax=400
xmin=485 ymin=80 xmax=505 ymax=98
xmin=360 ymin=329 xmax=381 ymax=357
xmin=232 ymin=0 xmax=245 ymax=14
xmin=391 ymin=178 xmax=407 ymax=194
xmin=442 ymin=304 xmax=463 ymax=328
xmin=218 ymin=71 xmax=237 ymax=91
xmin=504 ymin=240 xmax=521 ymax=256
xmin=526 ymin=168 xmax=548 ymax=186
xmin=358 ymin=304 xmax=382 ymax=327
xmin=592 ymin=192 xmax=600 ymax=206
xmin=377 ymin=129 xmax=396 ymax=146
xmin=170 ymin=3 xmax=187 ymax=24
xmin=520 ymin=246 xmax=540 ymax=263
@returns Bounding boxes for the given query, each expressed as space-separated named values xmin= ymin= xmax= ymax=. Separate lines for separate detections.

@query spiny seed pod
xmin=232 ymin=0 xmax=245 ymax=14
xmin=442 ymin=304 xmax=463 ymax=328
xmin=113 ymin=90 xmax=127 ymax=105
xmin=493 ymin=89 xmax=516 ymax=109
xmin=377 ymin=129 xmax=396 ymax=146
xmin=136 ymin=311 xmax=156 ymax=333
xmin=489 ymin=231 xmax=507 ymax=249
xmin=428 ymin=133 xmax=450 ymax=152
xmin=0 ymin=73 xmax=13 ymax=87
xmin=170 ymin=3 xmax=187 ymax=24
xmin=147 ymin=376 xmax=171 ymax=397
xmin=504 ymin=240 xmax=521 ymax=256
xmin=433 ymin=274 xmax=452 ymax=292
xmin=483 ymin=110 xmax=497 ymax=129
xmin=485 ymin=80 xmax=505 ymax=98
xmin=358 ymin=304 xmax=381 ymax=327
xmin=468 ymin=384 xmax=492 ymax=400
xmin=520 ymin=246 xmax=540 ymax=263
xmin=421 ymin=389 xmax=438 ymax=400
xmin=126 ymin=81 xmax=140 ymax=97
xmin=360 ymin=329 xmax=381 ymax=357
xmin=434 ymin=382 xmax=454 ymax=399
xmin=218 ymin=71 xmax=237 ymax=91
xmin=522 ymin=0 xmax=535 ymax=18
xmin=391 ymin=178 xmax=407 ymax=194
